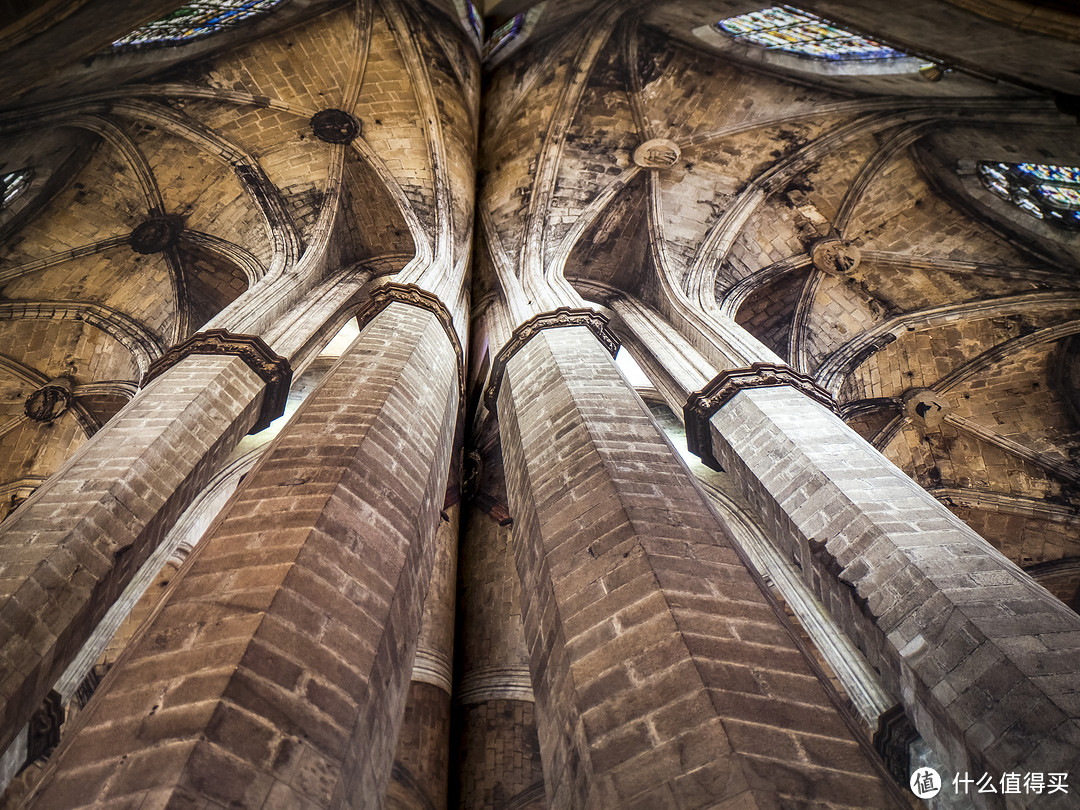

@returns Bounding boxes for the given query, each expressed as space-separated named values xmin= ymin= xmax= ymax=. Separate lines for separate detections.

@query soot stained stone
xmin=310 ymin=109 xmax=361 ymax=144
xmin=130 ymin=216 xmax=183 ymax=254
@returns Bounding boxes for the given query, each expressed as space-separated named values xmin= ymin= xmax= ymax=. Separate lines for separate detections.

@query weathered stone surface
xmin=22 ymin=303 xmax=460 ymax=809
xmin=709 ymin=386 xmax=1080 ymax=808
xmin=497 ymin=325 xmax=902 ymax=810
xmin=386 ymin=504 xmax=459 ymax=809
xmin=456 ymin=505 xmax=543 ymax=809
xmin=2 ymin=1 xmax=1080 ymax=807
xmin=0 ymin=355 xmax=266 ymax=757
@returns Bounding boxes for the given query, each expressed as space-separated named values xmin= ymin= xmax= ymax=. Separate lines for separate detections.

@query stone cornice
xmin=140 ymin=329 xmax=292 ymax=434
xmin=483 ymin=307 xmax=620 ymax=413
xmin=354 ymin=283 xmax=465 ymax=415
xmin=684 ymin=362 xmax=836 ymax=469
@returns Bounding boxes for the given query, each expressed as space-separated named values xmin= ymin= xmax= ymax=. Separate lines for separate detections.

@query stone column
xmin=456 ymin=505 xmax=545 ymax=809
xmin=386 ymin=502 xmax=459 ymax=810
xmin=22 ymin=288 xmax=463 ymax=809
xmin=609 ymin=296 xmax=716 ymax=418
xmin=613 ymin=295 xmax=1080 ymax=807
xmin=691 ymin=371 xmax=1080 ymax=807
xmin=489 ymin=310 xmax=903 ymax=809
xmin=0 ymin=331 xmax=289 ymax=757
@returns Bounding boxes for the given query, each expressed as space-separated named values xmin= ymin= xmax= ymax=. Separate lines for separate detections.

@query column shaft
xmin=387 ymin=503 xmax=459 ymax=810
xmin=0 ymin=354 xmax=266 ymax=755
xmin=23 ymin=302 xmax=460 ymax=809
xmin=709 ymin=389 xmax=1080 ymax=801
xmin=618 ymin=294 xmax=1080 ymax=801
xmin=496 ymin=326 xmax=901 ymax=810
xmin=456 ymin=505 xmax=545 ymax=809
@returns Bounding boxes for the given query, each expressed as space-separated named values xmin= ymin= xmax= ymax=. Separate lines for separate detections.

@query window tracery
xmin=1 ymin=169 xmax=32 ymax=208
xmin=978 ymin=162 xmax=1080 ymax=230
xmin=112 ymin=0 xmax=285 ymax=49
xmin=716 ymin=5 xmax=905 ymax=61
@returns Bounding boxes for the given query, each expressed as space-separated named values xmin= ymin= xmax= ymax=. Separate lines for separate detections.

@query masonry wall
xmin=2 ymin=0 xmax=1080 ymax=808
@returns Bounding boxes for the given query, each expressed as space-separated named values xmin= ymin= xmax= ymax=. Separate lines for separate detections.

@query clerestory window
xmin=112 ymin=0 xmax=285 ymax=49
xmin=483 ymin=14 xmax=524 ymax=61
xmin=466 ymin=0 xmax=483 ymax=42
xmin=716 ymin=5 xmax=906 ymax=61
xmin=1 ymin=169 xmax=32 ymax=209
xmin=978 ymin=162 xmax=1080 ymax=230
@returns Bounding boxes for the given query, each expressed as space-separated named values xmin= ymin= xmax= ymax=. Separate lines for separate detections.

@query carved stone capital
xmin=483 ymin=307 xmax=620 ymax=413
xmin=457 ymin=666 xmax=535 ymax=705
xmin=684 ymin=362 xmax=836 ymax=468
xmin=354 ymin=282 xmax=465 ymax=413
xmin=140 ymin=329 xmax=292 ymax=433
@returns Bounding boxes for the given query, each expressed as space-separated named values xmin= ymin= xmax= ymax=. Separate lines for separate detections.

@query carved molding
xmin=140 ymin=329 xmax=292 ymax=434
xmin=74 ymin=664 xmax=110 ymax=710
xmin=457 ymin=666 xmax=534 ymax=705
xmin=473 ymin=491 xmax=513 ymax=526
xmin=411 ymin=647 xmax=452 ymax=695
xmin=483 ymin=307 xmax=620 ymax=413
xmin=684 ymin=362 xmax=837 ymax=469
xmin=353 ymin=283 xmax=465 ymax=414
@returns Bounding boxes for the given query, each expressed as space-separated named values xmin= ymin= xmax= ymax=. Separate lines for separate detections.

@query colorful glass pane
xmin=1036 ymin=184 xmax=1080 ymax=208
xmin=717 ymin=5 xmax=905 ymax=61
xmin=1016 ymin=163 xmax=1080 ymax=185
xmin=1 ymin=169 xmax=32 ymax=208
xmin=466 ymin=0 xmax=483 ymax=40
xmin=482 ymin=14 xmax=523 ymax=61
xmin=976 ymin=161 xmax=1080 ymax=230
xmin=1016 ymin=197 xmax=1044 ymax=218
xmin=113 ymin=0 xmax=285 ymax=49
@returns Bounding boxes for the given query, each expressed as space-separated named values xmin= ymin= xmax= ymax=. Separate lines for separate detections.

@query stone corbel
xmin=684 ymin=362 xmax=836 ymax=469
xmin=140 ymin=329 xmax=292 ymax=433
xmin=353 ymin=282 xmax=465 ymax=413
xmin=482 ymin=307 xmax=620 ymax=413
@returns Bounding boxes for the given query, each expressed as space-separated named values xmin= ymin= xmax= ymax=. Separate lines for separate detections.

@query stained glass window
xmin=465 ymin=0 xmax=483 ymax=41
xmin=1016 ymin=163 xmax=1080 ymax=185
xmin=1 ymin=169 xmax=32 ymax=208
xmin=112 ymin=0 xmax=285 ymax=49
xmin=978 ymin=161 xmax=1080 ymax=230
xmin=716 ymin=5 xmax=905 ymax=61
xmin=482 ymin=14 xmax=523 ymax=61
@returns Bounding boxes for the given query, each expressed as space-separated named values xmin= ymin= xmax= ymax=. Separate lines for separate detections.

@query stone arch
xmin=0 ymin=301 xmax=162 ymax=374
